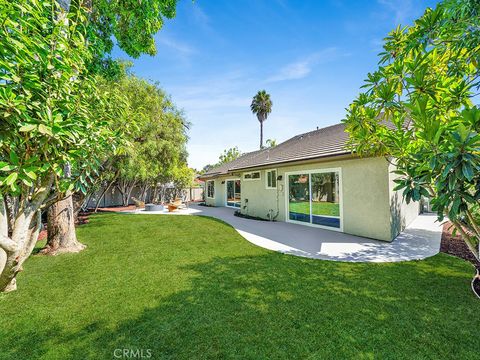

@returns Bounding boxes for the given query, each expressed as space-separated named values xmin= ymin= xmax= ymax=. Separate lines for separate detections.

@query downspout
xmin=267 ymin=176 xmax=280 ymax=221
xmin=271 ymin=182 xmax=280 ymax=221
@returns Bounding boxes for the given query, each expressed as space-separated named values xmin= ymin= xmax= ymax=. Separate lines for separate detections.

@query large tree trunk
xmin=41 ymin=161 xmax=85 ymax=255
xmin=0 ymin=210 xmax=41 ymax=292
xmin=41 ymin=194 xmax=85 ymax=255
xmin=5 ymin=196 xmax=18 ymax=235
xmin=0 ymin=176 xmax=53 ymax=292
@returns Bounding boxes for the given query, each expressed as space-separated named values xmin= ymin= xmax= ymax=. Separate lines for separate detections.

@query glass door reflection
xmin=288 ymin=174 xmax=310 ymax=222
xmin=226 ymin=179 xmax=241 ymax=208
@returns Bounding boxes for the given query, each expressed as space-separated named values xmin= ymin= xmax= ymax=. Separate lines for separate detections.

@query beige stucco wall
xmin=239 ymin=156 xmax=393 ymax=241
xmin=205 ymin=177 xmax=227 ymax=207
xmin=388 ymin=162 xmax=420 ymax=239
xmin=204 ymin=156 xmax=419 ymax=241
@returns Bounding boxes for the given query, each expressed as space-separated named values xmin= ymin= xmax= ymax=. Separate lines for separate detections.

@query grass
xmin=0 ymin=213 xmax=478 ymax=359
xmin=289 ymin=200 xmax=340 ymax=216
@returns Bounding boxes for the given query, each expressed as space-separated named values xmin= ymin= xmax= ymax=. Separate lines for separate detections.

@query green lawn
xmin=289 ymin=200 xmax=340 ymax=216
xmin=0 ymin=214 xmax=478 ymax=359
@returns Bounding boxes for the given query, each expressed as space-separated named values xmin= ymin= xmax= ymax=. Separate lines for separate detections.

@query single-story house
xmin=199 ymin=123 xmax=419 ymax=241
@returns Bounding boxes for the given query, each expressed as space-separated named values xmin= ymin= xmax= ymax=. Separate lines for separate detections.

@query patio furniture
xmin=167 ymin=198 xmax=186 ymax=212
xmin=131 ymin=197 xmax=145 ymax=212
xmin=145 ymin=204 xmax=164 ymax=212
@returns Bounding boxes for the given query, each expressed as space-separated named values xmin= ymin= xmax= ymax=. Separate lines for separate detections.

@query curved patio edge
xmin=190 ymin=205 xmax=442 ymax=263
xmin=124 ymin=204 xmax=443 ymax=263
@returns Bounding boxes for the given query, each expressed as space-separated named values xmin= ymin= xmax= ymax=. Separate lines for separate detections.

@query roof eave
xmin=228 ymin=151 xmax=352 ymax=172
xmin=197 ymin=172 xmax=222 ymax=180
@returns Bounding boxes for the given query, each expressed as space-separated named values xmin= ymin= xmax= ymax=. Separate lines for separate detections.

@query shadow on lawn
xmin=8 ymin=251 xmax=477 ymax=360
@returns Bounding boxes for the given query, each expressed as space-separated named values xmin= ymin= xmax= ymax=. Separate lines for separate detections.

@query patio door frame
xmin=284 ymin=167 xmax=343 ymax=232
xmin=225 ymin=178 xmax=241 ymax=208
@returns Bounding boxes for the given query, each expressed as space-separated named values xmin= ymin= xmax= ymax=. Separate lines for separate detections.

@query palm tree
xmin=250 ymin=90 xmax=272 ymax=149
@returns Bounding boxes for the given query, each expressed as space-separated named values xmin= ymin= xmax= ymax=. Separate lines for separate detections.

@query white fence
xmin=86 ymin=186 xmax=204 ymax=208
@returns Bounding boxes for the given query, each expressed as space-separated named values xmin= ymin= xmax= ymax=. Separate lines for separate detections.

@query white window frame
xmin=284 ymin=167 xmax=343 ymax=232
xmin=206 ymin=180 xmax=215 ymax=199
xmin=243 ymin=171 xmax=261 ymax=181
xmin=265 ymin=169 xmax=277 ymax=189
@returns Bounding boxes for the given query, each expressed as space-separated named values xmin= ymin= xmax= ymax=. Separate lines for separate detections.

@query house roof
xmin=201 ymin=122 xmax=351 ymax=178
xmin=201 ymin=149 xmax=267 ymax=177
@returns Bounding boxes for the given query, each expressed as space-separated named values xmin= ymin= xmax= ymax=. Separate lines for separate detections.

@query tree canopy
xmin=0 ymin=0 xmax=183 ymax=291
xmin=218 ymin=147 xmax=242 ymax=165
xmin=109 ymin=75 xmax=190 ymax=205
xmin=0 ymin=1 xmax=118 ymax=199
xmin=77 ymin=0 xmax=179 ymax=77
xmin=0 ymin=0 xmax=124 ymax=291
xmin=88 ymin=0 xmax=178 ymax=58
xmin=343 ymin=0 xmax=480 ymax=260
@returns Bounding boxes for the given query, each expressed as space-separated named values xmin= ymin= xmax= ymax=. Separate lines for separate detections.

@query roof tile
xmin=203 ymin=122 xmax=350 ymax=177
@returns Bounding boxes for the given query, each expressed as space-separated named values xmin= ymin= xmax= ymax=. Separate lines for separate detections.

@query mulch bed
xmin=37 ymin=229 xmax=47 ymax=242
xmin=440 ymin=222 xmax=479 ymax=267
xmin=197 ymin=202 xmax=212 ymax=207
xmin=441 ymin=221 xmax=480 ymax=298
xmin=234 ymin=210 xmax=274 ymax=222
xmin=77 ymin=211 xmax=90 ymax=225
xmin=95 ymin=205 xmax=137 ymax=212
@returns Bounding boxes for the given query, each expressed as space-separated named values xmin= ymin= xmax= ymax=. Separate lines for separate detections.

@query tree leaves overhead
xmin=343 ymin=0 xmax=480 ymax=260
xmin=0 ymin=0 xmax=119 ymax=196
xmin=87 ymin=0 xmax=178 ymax=60
xmin=0 ymin=0 xmax=184 ymax=292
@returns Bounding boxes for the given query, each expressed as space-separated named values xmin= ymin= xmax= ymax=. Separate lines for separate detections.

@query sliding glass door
xmin=287 ymin=169 xmax=341 ymax=230
xmin=288 ymin=174 xmax=310 ymax=223
xmin=311 ymin=172 xmax=340 ymax=228
xmin=226 ymin=179 xmax=241 ymax=208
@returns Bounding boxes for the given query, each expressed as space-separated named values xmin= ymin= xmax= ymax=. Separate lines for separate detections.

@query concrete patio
xmin=125 ymin=204 xmax=443 ymax=263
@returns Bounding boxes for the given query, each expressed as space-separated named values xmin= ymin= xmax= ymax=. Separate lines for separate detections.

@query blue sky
xmin=112 ymin=0 xmax=440 ymax=170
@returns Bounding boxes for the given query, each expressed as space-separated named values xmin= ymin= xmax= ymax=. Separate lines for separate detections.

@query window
xmin=266 ymin=169 xmax=277 ymax=189
xmin=243 ymin=171 xmax=261 ymax=181
xmin=207 ymin=180 xmax=215 ymax=198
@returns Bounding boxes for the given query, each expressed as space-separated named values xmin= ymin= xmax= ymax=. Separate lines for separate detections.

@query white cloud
xmin=268 ymin=61 xmax=312 ymax=82
xmin=166 ymin=70 xmax=257 ymax=168
xmin=157 ymin=36 xmax=195 ymax=56
xmin=266 ymin=48 xmax=346 ymax=82
xmin=190 ymin=4 xmax=213 ymax=33
xmin=377 ymin=0 xmax=415 ymax=25
xmin=174 ymin=65 xmax=349 ymax=169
